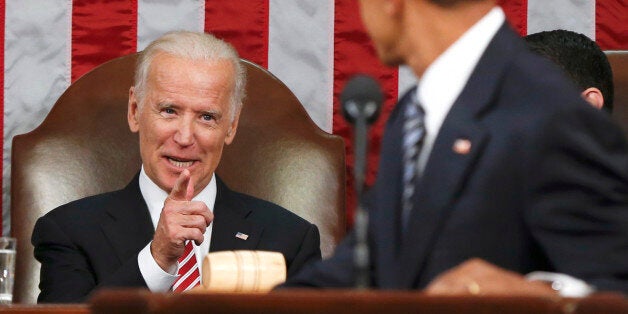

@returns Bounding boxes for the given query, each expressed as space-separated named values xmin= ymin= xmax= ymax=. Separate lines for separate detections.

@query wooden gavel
xmin=193 ymin=251 xmax=286 ymax=293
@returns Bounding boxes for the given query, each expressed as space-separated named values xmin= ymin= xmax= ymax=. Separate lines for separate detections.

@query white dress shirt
xmin=137 ymin=166 xmax=216 ymax=292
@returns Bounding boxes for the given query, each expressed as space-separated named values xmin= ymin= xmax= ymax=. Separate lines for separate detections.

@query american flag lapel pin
xmin=235 ymin=232 xmax=249 ymax=240
xmin=452 ymin=138 xmax=472 ymax=155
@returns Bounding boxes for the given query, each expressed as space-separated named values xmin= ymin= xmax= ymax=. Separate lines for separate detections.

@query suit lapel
xmin=209 ymin=178 xmax=263 ymax=252
xmin=371 ymin=90 xmax=411 ymax=288
xmin=397 ymin=24 xmax=521 ymax=288
xmin=100 ymin=174 xmax=154 ymax=264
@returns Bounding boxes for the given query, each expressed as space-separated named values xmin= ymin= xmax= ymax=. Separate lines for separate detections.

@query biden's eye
xmin=201 ymin=113 xmax=214 ymax=121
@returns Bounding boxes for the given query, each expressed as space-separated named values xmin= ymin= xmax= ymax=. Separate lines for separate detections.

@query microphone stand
xmin=341 ymin=74 xmax=382 ymax=290
xmin=347 ymin=99 xmax=373 ymax=290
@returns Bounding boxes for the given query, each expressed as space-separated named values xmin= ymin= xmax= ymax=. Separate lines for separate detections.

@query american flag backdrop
xmin=1 ymin=0 xmax=626 ymax=235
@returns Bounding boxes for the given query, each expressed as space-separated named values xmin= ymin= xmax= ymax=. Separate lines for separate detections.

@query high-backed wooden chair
xmin=608 ymin=51 xmax=628 ymax=134
xmin=10 ymin=54 xmax=346 ymax=304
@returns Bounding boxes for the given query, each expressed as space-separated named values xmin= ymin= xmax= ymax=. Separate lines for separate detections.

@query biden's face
xmin=128 ymin=53 xmax=239 ymax=195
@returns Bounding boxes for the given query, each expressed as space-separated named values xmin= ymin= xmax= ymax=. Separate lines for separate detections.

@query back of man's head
xmin=524 ymin=30 xmax=614 ymax=112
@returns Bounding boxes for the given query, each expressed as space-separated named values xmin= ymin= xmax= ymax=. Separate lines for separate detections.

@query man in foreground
xmin=285 ymin=0 xmax=628 ymax=295
xmin=32 ymin=31 xmax=321 ymax=303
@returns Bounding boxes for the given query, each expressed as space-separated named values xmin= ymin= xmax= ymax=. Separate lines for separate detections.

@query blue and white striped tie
xmin=401 ymin=89 xmax=425 ymax=233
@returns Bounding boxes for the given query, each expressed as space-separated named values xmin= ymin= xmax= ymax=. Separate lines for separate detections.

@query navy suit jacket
xmin=284 ymin=24 xmax=628 ymax=293
xmin=32 ymin=174 xmax=321 ymax=303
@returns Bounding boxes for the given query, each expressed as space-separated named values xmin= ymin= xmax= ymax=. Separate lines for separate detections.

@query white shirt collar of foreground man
xmin=416 ymin=7 xmax=505 ymax=173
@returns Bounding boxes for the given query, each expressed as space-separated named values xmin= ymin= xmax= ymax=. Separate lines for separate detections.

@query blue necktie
xmin=401 ymin=88 xmax=425 ymax=233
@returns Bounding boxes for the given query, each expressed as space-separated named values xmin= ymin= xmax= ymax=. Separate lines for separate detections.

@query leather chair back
xmin=608 ymin=51 xmax=628 ymax=133
xmin=11 ymin=54 xmax=346 ymax=303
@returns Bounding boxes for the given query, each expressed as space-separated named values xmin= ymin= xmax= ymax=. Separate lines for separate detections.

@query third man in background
xmin=525 ymin=29 xmax=614 ymax=112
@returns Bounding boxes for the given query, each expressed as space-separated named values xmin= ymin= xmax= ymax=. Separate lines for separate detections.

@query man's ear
xmin=224 ymin=108 xmax=241 ymax=145
xmin=128 ymin=86 xmax=140 ymax=133
xmin=581 ymin=87 xmax=604 ymax=110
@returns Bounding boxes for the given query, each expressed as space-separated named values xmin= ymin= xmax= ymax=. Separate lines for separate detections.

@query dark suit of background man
xmin=524 ymin=29 xmax=615 ymax=113
xmin=285 ymin=0 xmax=628 ymax=296
xmin=32 ymin=31 xmax=321 ymax=303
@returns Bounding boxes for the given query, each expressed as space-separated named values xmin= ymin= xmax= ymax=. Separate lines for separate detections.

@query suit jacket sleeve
xmin=285 ymin=223 xmax=323 ymax=278
xmin=282 ymin=230 xmax=360 ymax=288
xmin=526 ymin=104 xmax=628 ymax=293
xmin=32 ymin=215 xmax=146 ymax=303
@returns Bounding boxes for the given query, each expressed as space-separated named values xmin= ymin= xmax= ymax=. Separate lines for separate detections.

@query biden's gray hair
xmin=134 ymin=31 xmax=246 ymax=121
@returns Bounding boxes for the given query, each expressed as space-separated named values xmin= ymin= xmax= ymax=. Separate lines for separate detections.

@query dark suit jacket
xmin=284 ymin=23 xmax=628 ymax=293
xmin=32 ymin=174 xmax=321 ymax=303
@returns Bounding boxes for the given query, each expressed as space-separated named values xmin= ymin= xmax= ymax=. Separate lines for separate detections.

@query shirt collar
xmin=417 ymin=7 xmax=505 ymax=136
xmin=139 ymin=166 xmax=217 ymax=229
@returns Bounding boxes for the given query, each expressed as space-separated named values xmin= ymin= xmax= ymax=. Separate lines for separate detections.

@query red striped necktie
xmin=172 ymin=240 xmax=201 ymax=292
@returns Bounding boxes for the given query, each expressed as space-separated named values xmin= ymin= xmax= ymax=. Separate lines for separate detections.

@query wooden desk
xmin=1 ymin=290 xmax=624 ymax=313
xmin=89 ymin=289 xmax=628 ymax=314
xmin=0 ymin=304 xmax=87 ymax=314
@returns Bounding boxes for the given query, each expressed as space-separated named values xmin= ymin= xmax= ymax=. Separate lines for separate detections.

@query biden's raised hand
xmin=151 ymin=169 xmax=213 ymax=271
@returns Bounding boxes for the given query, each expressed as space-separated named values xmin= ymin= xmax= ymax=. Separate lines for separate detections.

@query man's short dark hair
xmin=524 ymin=30 xmax=614 ymax=112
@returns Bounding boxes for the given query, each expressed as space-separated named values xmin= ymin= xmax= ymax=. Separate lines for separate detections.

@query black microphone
xmin=341 ymin=75 xmax=383 ymax=125
xmin=341 ymin=75 xmax=383 ymax=289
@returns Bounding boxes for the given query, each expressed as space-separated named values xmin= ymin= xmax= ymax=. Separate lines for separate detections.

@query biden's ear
xmin=224 ymin=108 xmax=241 ymax=145
xmin=128 ymin=86 xmax=140 ymax=133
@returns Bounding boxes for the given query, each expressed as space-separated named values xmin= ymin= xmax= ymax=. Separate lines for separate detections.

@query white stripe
xmin=527 ymin=0 xmax=596 ymax=40
xmin=137 ymin=0 xmax=206 ymax=51
xmin=3 ymin=0 xmax=72 ymax=233
xmin=268 ymin=0 xmax=335 ymax=133
xmin=179 ymin=250 xmax=194 ymax=265
xmin=189 ymin=275 xmax=201 ymax=288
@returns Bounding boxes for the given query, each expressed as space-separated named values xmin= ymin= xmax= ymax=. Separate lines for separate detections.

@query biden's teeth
xmin=168 ymin=158 xmax=193 ymax=168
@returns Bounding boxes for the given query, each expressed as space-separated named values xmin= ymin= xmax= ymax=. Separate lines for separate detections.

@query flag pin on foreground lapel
xmin=453 ymin=138 xmax=472 ymax=155
xmin=235 ymin=232 xmax=249 ymax=240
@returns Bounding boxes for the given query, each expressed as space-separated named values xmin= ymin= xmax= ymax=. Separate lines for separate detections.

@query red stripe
xmin=0 ymin=0 xmax=4 ymax=234
xmin=596 ymin=1 xmax=628 ymax=50
xmin=498 ymin=0 xmax=527 ymax=36
xmin=204 ymin=0 xmax=269 ymax=68
xmin=334 ymin=0 xmax=398 ymax=227
xmin=71 ymin=0 xmax=137 ymax=82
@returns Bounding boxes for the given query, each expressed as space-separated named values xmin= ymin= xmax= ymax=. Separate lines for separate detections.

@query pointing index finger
xmin=169 ymin=169 xmax=193 ymax=201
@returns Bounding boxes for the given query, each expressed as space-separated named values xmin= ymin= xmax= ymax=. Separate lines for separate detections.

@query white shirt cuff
xmin=138 ymin=242 xmax=178 ymax=292
xmin=526 ymin=271 xmax=595 ymax=297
